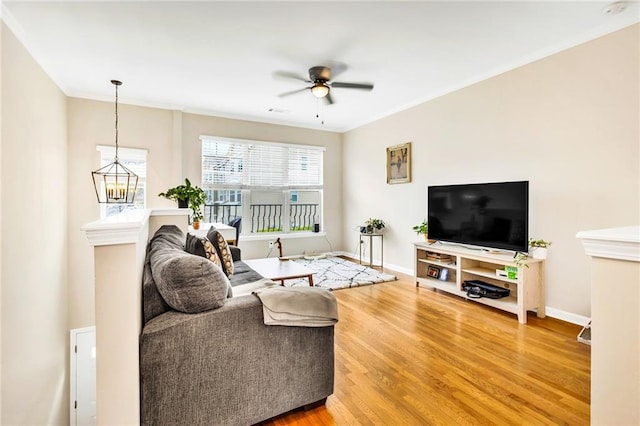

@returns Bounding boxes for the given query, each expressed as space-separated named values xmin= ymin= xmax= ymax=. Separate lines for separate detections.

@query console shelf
xmin=414 ymin=242 xmax=545 ymax=324
xmin=461 ymin=267 xmax=518 ymax=284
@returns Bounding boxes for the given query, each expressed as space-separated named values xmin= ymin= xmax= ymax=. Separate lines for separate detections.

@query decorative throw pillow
xmin=149 ymin=248 xmax=230 ymax=313
xmin=184 ymin=233 xmax=232 ymax=298
xmin=207 ymin=227 xmax=235 ymax=277
xmin=185 ymin=233 xmax=222 ymax=269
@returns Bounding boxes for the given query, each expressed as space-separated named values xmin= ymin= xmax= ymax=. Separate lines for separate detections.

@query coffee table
xmin=243 ymin=258 xmax=315 ymax=286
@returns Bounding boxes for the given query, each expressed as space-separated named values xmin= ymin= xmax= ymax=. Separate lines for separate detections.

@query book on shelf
xmin=426 ymin=253 xmax=453 ymax=262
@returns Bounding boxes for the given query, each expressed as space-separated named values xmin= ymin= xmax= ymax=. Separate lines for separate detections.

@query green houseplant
xmin=412 ymin=220 xmax=429 ymax=240
xmin=188 ymin=189 xmax=207 ymax=229
xmin=529 ymin=238 xmax=552 ymax=248
xmin=513 ymin=252 xmax=529 ymax=267
xmin=364 ymin=218 xmax=385 ymax=233
xmin=159 ymin=178 xmax=198 ymax=207
xmin=159 ymin=178 xmax=207 ymax=227
xmin=529 ymin=238 xmax=552 ymax=260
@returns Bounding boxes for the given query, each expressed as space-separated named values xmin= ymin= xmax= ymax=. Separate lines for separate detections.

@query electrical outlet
xmin=268 ymin=241 xmax=274 ymax=248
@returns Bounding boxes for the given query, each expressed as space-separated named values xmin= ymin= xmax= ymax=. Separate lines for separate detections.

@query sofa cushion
xmin=230 ymin=260 xmax=267 ymax=287
xmin=185 ymin=233 xmax=222 ymax=269
xmin=207 ymin=227 xmax=235 ymax=277
xmin=184 ymin=233 xmax=233 ymax=298
xmin=151 ymin=224 xmax=185 ymax=250
xmin=150 ymin=233 xmax=231 ymax=314
xmin=142 ymin=247 xmax=171 ymax=324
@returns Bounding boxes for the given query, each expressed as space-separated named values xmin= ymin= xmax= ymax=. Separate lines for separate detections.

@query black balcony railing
xmin=290 ymin=204 xmax=318 ymax=231
xmin=204 ymin=203 xmax=242 ymax=224
xmin=250 ymin=204 xmax=283 ymax=233
xmin=206 ymin=203 xmax=319 ymax=233
xmin=249 ymin=203 xmax=319 ymax=233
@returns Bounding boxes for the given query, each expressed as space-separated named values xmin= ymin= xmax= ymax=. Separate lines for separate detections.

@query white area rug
xmin=283 ymin=256 xmax=397 ymax=290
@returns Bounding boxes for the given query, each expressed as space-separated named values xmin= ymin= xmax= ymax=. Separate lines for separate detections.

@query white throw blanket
xmin=253 ymin=286 xmax=338 ymax=327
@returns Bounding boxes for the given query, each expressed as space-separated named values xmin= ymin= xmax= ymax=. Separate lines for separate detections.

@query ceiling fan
xmin=275 ymin=65 xmax=374 ymax=104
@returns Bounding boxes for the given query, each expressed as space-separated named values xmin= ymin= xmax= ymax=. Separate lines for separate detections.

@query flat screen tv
xmin=427 ymin=181 xmax=529 ymax=252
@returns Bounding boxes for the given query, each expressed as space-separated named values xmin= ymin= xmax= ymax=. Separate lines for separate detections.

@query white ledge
xmin=150 ymin=208 xmax=190 ymax=217
xmin=82 ymin=208 xmax=191 ymax=247
xmin=576 ymin=225 xmax=640 ymax=262
xmin=81 ymin=210 xmax=151 ymax=247
xmin=241 ymin=231 xmax=327 ymax=242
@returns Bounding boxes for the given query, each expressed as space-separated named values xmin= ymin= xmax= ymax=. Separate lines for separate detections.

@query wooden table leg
xmin=308 ymin=275 xmax=314 ymax=286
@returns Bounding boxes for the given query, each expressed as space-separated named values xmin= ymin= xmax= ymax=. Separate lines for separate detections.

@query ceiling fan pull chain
xmin=316 ymin=98 xmax=325 ymax=125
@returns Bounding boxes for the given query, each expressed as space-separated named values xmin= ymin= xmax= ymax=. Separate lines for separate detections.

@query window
xmin=96 ymin=145 xmax=147 ymax=219
xmin=201 ymin=136 xmax=324 ymax=235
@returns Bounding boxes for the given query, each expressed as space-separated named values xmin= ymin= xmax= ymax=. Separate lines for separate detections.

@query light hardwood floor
xmin=263 ymin=270 xmax=590 ymax=425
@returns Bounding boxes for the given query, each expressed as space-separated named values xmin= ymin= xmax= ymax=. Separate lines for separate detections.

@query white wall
xmin=342 ymin=24 xmax=640 ymax=320
xmin=1 ymin=22 xmax=69 ymax=425
xmin=67 ymin=98 xmax=177 ymax=329
xmin=0 ymin=18 xmax=4 ymax=423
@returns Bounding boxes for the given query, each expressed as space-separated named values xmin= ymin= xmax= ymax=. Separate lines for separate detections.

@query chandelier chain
xmin=114 ymin=81 xmax=119 ymax=161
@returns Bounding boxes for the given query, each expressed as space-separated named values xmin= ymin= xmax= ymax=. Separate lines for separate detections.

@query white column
xmin=577 ymin=226 xmax=640 ymax=425
xmin=82 ymin=209 xmax=188 ymax=425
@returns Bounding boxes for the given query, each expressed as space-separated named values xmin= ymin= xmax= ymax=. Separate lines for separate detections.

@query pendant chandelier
xmin=92 ymin=80 xmax=139 ymax=204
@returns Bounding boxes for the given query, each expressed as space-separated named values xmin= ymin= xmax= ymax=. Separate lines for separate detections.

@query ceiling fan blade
xmin=324 ymin=92 xmax=334 ymax=105
xmin=273 ymin=71 xmax=310 ymax=83
xmin=278 ymin=87 xmax=309 ymax=97
xmin=326 ymin=61 xmax=347 ymax=79
xmin=331 ymin=82 xmax=374 ymax=90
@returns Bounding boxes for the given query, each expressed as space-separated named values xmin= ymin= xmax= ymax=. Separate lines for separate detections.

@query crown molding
xmin=577 ymin=226 xmax=640 ymax=262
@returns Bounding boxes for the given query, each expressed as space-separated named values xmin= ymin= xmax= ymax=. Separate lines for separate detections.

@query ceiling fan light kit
xmin=276 ymin=64 xmax=374 ymax=106
xmin=311 ymin=83 xmax=330 ymax=98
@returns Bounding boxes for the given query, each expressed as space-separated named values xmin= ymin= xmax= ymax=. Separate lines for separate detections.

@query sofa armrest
xmin=140 ymin=295 xmax=334 ymax=426
xmin=229 ymin=245 xmax=241 ymax=261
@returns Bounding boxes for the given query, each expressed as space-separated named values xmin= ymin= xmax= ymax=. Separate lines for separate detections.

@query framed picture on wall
xmin=386 ymin=142 xmax=411 ymax=184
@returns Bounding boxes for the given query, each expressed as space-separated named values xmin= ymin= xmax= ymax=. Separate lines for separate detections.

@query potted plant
xmin=412 ymin=220 xmax=429 ymax=240
xmin=364 ymin=218 xmax=385 ymax=233
xmin=529 ymin=238 xmax=552 ymax=260
xmin=159 ymin=178 xmax=207 ymax=227
xmin=159 ymin=178 xmax=199 ymax=208
xmin=189 ymin=190 xmax=207 ymax=229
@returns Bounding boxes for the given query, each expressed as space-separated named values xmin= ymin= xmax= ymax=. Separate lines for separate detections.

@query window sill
xmin=240 ymin=232 xmax=326 ymax=242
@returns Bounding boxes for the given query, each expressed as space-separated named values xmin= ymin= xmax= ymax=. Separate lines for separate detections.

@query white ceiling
xmin=3 ymin=1 xmax=639 ymax=132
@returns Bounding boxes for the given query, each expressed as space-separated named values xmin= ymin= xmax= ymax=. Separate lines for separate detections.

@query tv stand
xmin=414 ymin=242 xmax=545 ymax=324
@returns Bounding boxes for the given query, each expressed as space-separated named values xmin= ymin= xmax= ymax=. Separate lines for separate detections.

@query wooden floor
xmin=263 ymin=270 xmax=591 ymax=425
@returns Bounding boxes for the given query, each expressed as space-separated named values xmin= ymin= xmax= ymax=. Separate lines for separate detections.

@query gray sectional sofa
xmin=140 ymin=225 xmax=334 ymax=426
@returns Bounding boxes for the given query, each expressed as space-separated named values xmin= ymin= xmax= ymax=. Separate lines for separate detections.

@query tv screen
xmin=427 ymin=181 xmax=529 ymax=252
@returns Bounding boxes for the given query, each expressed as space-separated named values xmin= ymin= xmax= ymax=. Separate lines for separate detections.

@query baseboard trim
xmin=337 ymin=251 xmax=413 ymax=276
xmin=337 ymin=251 xmax=590 ymax=326
xmin=544 ymin=308 xmax=590 ymax=326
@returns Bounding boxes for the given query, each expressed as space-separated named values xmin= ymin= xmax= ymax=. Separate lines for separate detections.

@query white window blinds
xmin=201 ymin=136 xmax=323 ymax=189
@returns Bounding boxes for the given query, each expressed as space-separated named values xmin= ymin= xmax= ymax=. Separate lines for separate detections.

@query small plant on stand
xmin=412 ymin=220 xmax=429 ymax=241
xmin=529 ymin=238 xmax=552 ymax=260
xmin=364 ymin=218 xmax=385 ymax=234
xmin=190 ymin=204 xmax=204 ymax=230
xmin=188 ymin=188 xmax=207 ymax=230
